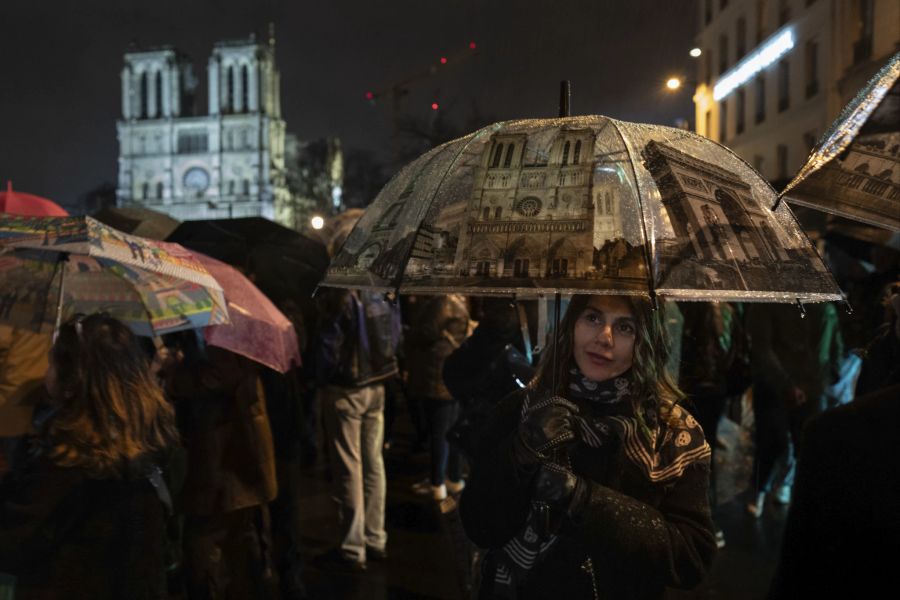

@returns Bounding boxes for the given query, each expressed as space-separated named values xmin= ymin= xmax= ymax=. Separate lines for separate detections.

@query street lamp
xmin=666 ymin=77 xmax=683 ymax=91
xmin=310 ymin=215 xmax=325 ymax=230
xmin=689 ymin=47 xmax=702 ymax=58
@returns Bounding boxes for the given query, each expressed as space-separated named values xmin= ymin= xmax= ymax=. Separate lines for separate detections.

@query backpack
xmin=354 ymin=290 xmax=402 ymax=386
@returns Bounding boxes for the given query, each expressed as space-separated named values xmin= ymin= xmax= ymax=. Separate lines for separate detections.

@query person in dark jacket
xmin=460 ymin=295 xmax=716 ymax=599
xmin=0 ymin=313 xmax=179 ymax=600
xmin=745 ymin=302 xmax=844 ymax=516
xmin=162 ymin=333 xmax=278 ymax=600
xmin=768 ymin=382 xmax=900 ymax=599
xmin=406 ymin=294 xmax=470 ymax=500
xmin=315 ymin=287 xmax=401 ymax=570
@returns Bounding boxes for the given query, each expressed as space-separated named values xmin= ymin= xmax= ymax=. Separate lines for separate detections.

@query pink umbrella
xmin=195 ymin=252 xmax=302 ymax=373
xmin=0 ymin=181 xmax=68 ymax=216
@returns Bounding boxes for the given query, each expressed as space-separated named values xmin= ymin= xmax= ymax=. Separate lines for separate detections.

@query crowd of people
xmin=0 ymin=238 xmax=898 ymax=600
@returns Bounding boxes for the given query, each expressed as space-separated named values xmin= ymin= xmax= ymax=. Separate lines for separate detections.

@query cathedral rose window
xmin=516 ymin=197 xmax=542 ymax=217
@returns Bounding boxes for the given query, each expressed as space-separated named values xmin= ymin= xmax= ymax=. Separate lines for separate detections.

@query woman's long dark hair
xmin=43 ymin=314 xmax=179 ymax=477
xmin=531 ymin=294 xmax=684 ymax=427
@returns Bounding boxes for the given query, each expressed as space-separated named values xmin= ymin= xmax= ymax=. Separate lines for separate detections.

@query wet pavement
xmin=297 ymin=400 xmax=787 ymax=599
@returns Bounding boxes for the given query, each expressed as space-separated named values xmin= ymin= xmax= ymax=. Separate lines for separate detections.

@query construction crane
xmin=363 ymin=41 xmax=479 ymax=113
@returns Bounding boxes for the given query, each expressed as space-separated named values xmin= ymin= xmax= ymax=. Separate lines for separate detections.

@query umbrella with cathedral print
xmin=780 ymin=52 xmax=900 ymax=232
xmin=321 ymin=115 xmax=842 ymax=304
xmin=0 ymin=215 xmax=229 ymax=336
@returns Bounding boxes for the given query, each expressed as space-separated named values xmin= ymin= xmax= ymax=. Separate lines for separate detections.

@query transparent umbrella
xmin=780 ymin=52 xmax=899 ymax=232
xmin=321 ymin=115 xmax=842 ymax=305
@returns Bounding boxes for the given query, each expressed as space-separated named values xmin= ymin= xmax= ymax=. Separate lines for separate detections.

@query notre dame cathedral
xmin=115 ymin=31 xmax=291 ymax=224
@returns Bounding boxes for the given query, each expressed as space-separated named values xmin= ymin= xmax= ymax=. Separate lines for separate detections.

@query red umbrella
xmin=0 ymin=182 xmax=68 ymax=217
xmin=195 ymin=252 xmax=302 ymax=374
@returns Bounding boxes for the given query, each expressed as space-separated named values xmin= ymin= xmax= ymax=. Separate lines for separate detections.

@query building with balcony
xmin=692 ymin=0 xmax=899 ymax=186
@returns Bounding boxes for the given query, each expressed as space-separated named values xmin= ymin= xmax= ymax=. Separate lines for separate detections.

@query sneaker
xmin=411 ymin=479 xmax=447 ymax=501
xmin=715 ymin=528 xmax=726 ymax=549
xmin=446 ymin=479 xmax=466 ymax=495
xmin=312 ymin=549 xmax=367 ymax=573
xmin=746 ymin=491 xmax=766 ymax=518
xmin=771 ymin=485 xmax=791 ymax=505
xmin=366 ymin=545 xmax=388 ymax=562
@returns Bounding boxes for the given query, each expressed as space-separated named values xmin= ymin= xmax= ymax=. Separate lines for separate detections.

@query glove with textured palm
xmin=518 ymin=396 xmax=579 ymax=456
xmin=532 ymin=462 xmax=588 ymax=517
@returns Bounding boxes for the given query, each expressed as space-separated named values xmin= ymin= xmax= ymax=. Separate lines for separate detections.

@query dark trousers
xmin=269 ymin=456 xmax=306 ymax=600
xmin=423 ymin=398 xmax=462 ymax=485
xmin=183 ymin=506 xmax=274 ymax=600
xmin=750 ymin=383 xmax=816 ymax=494
xmin=689 ymin=390 xmax=728 ymax=507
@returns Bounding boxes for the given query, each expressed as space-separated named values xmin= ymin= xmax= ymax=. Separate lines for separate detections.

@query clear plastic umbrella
xmin=780 ymin=52 xmax=899 ymax=232
xmin=322 ymin=115 xmax=842 ymax=304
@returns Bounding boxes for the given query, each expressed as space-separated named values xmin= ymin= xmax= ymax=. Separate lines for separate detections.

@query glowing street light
xmin=666 ymin=77 xmax=683 ymax=91
xmin=690 ymin=47 xmax=702 ymax=58
xmin=310 ymin=215 xmax=325 ymax=230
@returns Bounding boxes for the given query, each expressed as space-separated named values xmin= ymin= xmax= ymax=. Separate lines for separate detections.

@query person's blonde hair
xmin=531 ymin=295 xmax=684 ymax=428
xmin=43 ymin=314 xmax=178 ymax=477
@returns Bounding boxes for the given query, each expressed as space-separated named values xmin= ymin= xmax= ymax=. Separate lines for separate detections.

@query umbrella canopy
xmin=0 ymin=215 xmax=229 ymax=336
xmin=322 ymin=116 xmax=842 ymax=303
xmin=93 ymin=205 xmax=181 ymax=241
xmin=0 ymin=182 xmax=68 ymax=217
xmin=167 ymin=217 xmax=330 ymax=304
xmin=194 ymin=252 xmax=302 ymax=374
xmin=781 ymin=52 xmax=900 ymax=231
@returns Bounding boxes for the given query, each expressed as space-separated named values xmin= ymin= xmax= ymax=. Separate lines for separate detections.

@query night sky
xmin=0 ymin=0 xmax=698 ymax=210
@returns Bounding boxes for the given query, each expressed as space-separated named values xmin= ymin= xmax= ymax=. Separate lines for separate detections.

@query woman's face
xmin=572 ymin=295 xmax=637 ymax=382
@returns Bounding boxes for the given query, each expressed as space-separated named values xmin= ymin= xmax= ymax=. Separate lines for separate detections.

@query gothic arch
xmin=492 ymin=143 xmax=504 ymax=168
xmin=139 ymin=71 xmax=149 ymax=118
xmin=155 ymin=70 xmax=163 ymax=116
xmin=241 ymin=64 xmax=250 ymax=112
xmin=224 ymin=65 xmax=234 ymax=112
xmin=548 ymin=236 xmax=577 ymax=276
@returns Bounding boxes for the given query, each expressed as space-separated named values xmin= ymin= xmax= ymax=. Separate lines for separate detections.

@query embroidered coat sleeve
xmin=565 ymin=460 xmax=717 ymax=590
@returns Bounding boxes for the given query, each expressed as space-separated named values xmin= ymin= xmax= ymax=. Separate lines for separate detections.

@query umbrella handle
xmin=52 ymin=253 xmax=69 ymax=342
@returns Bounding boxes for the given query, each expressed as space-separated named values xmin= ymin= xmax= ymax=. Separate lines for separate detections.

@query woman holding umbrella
xmin=460 ymin=294 xmax=716 ymax=599
xmin=0 ymin=313 xmax=179 ymax=599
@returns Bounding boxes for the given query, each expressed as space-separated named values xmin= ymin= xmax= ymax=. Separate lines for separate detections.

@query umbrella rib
xmin=607 ymin=119 xmax=657 ymax=306
xmin=389 ymin=122 xmax=506 ymax=293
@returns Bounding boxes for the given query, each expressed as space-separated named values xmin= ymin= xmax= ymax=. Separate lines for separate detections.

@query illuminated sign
xmin=713 ymin=27 xmax=795 ymax=101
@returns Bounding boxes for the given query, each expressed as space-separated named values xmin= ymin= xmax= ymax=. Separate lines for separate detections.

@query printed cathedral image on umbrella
xmin=323 ymin=116 xmax=841 ymax=303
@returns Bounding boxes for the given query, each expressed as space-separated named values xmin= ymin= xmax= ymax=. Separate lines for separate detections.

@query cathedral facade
xmin=452 ymin=128 xmax=599 ymax=279
xmin=116 ymin=35 xmax=290 ymax=223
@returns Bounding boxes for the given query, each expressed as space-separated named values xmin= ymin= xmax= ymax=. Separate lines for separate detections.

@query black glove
xmin=518 ymin=396 xmax=579 ymax=458
xmin=532 ymin=462 xmax=588 ymax=517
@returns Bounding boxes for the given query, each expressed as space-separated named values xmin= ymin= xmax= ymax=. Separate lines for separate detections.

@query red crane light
xmin=365 ymin=91 xmax=374 ymax=100
xmin=440 ymin=56 xmax=448 ymax=64
xmin=431 ymin=102 xmax=439 ymax=110
xmin=469 ymin=41 xmax=477 ymax=50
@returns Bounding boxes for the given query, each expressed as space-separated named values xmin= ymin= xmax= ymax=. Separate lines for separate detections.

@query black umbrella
xmin=167 ymin=217 xmax=329 ymax=306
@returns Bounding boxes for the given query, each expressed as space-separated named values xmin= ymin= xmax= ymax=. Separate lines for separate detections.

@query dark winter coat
xmin=0 ymin=447 xmax=167 ymax=600
xmin=315 ymin=288 xmax=401 ymax=388
xmin=406 ymin=294 xmax=469 ymax=402
xmin=460 ymin=390 xmax=716 ymax=599
xmin=768 ymin=384 xmax=900 ymax=599
xmin=166 ymin=347 xmax=278 ymax=516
